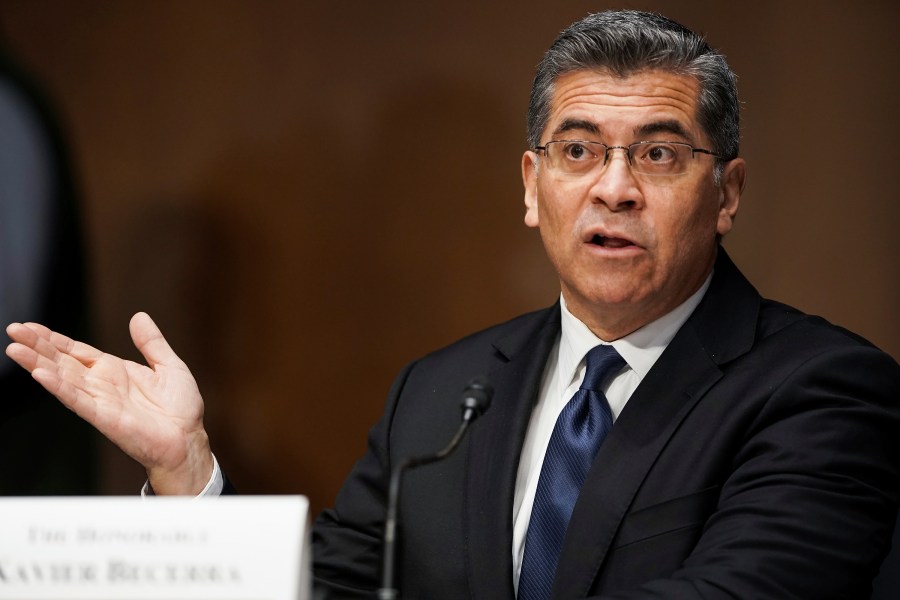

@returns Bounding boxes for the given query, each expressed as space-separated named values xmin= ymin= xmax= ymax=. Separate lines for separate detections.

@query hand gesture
xmin=5 ymin=312 xmax=213 ymax=495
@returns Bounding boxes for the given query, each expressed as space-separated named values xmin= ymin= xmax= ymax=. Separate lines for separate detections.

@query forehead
xmin=545 ymin=69 xmax=703 ymax=140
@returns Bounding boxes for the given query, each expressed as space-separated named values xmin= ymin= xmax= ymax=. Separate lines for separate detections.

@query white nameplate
xmin=0 ymin=495 xmax=310 ymax=600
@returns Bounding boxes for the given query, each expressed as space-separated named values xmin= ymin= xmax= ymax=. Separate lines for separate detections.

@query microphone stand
xmin=376 ymin=379 xmax=493 ymax=600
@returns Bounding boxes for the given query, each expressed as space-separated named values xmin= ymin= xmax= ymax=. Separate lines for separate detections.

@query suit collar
xmin=689 ymin=248 xmax=760 ymax=366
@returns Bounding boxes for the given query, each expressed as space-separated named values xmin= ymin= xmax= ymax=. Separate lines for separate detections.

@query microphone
xmin=377 ymin=378 xmax=494 ymax=600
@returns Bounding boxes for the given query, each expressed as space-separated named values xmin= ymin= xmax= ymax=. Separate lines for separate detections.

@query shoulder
xmin=754 ymin=297 xmax=897 ymax=370
xmin=380 ymin=304 xmax=559 ymax=416
xmin=722 ymin=298 xmax=900 ymax=422
xmin=702 ymin=250 xmax=896 ymax=379
xmin=411 ymin=303 xmax=559 ymax=371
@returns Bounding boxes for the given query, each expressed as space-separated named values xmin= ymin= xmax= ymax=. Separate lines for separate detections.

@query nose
xmin=602 ymin=145 xmax=632 ymax=167
xmin=587 ymin=147 xmax=644 ymax=211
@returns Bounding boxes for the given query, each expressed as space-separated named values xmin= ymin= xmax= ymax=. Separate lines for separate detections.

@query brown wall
xmin=2 ymin=1 xmax=897 ymax=514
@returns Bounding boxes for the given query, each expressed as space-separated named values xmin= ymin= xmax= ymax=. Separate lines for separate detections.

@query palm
xmin=5 ymin=313 xmax=211 ymax=493
xmin=80 ymin=349 xmax=201 ymax=470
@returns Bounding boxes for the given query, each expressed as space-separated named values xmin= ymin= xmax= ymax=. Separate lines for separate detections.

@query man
xmin=6 ymin=10 xmax=900 ymax=599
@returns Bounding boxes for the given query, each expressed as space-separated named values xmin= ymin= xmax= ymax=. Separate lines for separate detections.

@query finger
xmin=6 ymin=341 xmax=41 ymax=372
xmin=8 ymin=325 xmax=96 ymax=377
xmin=17 ymin=321 xmax=53 ymax=340
xmin=22 ymin=322 xmax=105 ymax=365
xmin=129 ymin=312 xmax=182 ymax=369
xmin=31 ymin=367 xmax=101 ymax=422
xmin=8 ymin=322 xmax=102 ymax=368
xmin=53 ymin=332 xmax=104 ymax=365
xmin=6 ymin=325 xmax=76 ymax=372
xmin=6 ymin=322 xmax=42 ymax=347
xmin=7 ymin=342 xmax=102 ymax=406
xmin=6 ymin=341 xmax=66 ymax=374
xmin=15 ymin=322 xmax=62 ymax=351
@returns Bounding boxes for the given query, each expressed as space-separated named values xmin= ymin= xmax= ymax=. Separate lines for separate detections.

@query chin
xmin=569 ymin=283 xmax=649 ymax=311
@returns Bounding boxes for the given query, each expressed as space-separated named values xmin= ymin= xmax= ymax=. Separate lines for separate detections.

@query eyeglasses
xmin=533 ymin=140 xmax=726 ymax=179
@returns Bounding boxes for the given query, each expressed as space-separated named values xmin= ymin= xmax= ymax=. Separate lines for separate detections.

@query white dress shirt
xmin=511 ymin=280 xmax=710 ymax=591
xmin=140 ymin=454 xmax=223 ymax=497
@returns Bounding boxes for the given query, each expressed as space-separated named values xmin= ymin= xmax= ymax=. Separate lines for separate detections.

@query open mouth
xmin=590 ymin=234 xmax=635 ymax=249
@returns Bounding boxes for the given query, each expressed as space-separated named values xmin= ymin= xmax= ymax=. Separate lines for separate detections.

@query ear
xmin=522 ymin=151 xmax=540 ymax=228
xmin=716 ymin=157 xmax=745 ymax=236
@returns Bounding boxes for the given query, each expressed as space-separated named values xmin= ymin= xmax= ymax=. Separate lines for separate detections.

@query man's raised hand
xmin=5 ymin=312 xmax=213 ymax=495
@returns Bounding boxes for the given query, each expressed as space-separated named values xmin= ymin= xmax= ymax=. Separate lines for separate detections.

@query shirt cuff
xmin=140 ymin=453 xmax=224 ymax=497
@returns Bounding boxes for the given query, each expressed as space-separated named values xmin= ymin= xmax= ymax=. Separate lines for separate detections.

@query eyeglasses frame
xmin=532 ymin=139 xmax=729 ymax=177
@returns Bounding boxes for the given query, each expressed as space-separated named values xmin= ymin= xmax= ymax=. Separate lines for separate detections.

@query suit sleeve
xmin=594 ymin=344 xmax=900 ymax=599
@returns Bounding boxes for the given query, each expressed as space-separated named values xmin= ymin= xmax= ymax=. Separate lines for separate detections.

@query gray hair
xmin=527 ymin=10 xmax=740 ymax=166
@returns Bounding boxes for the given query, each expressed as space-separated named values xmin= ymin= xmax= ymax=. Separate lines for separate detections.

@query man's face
xmin=522 ymin=69 xmax=744 ymax=340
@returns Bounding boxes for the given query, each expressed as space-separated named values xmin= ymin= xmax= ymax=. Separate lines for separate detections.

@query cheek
xmin=535 ymin=187 xmax=578 ymax=239
xmin=539 ymin=208 xmax=572 ymax=255
xmin=656 ymin=195 xmax=720 ymax=257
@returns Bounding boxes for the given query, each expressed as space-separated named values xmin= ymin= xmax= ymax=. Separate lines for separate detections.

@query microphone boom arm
xmin=377 ymin=379 xmax=493 ymax=600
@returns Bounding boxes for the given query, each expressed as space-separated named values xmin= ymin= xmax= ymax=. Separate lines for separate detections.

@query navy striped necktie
xmin=518 ymin=344 xmax=626 ymax=600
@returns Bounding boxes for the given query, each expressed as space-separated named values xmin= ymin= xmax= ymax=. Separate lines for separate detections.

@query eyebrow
xmin=634 ymin=120 xmax=691 ymax=140
xmin=551 ymin=118 xmax=694 ymax=142
xmin=553 ymin=118 xmax=601 ymax=137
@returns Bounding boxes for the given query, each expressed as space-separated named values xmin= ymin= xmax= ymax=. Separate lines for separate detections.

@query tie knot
xmin=581 ymin=345 xmax=625 ymax=392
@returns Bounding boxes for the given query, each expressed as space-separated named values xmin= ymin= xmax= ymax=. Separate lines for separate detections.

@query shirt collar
xmin=558 ymin=273 xmax=712 ymax=388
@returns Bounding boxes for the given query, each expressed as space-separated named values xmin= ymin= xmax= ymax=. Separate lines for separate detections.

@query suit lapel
xmin=464 ymin=306 xmax=561 ymax=600
xmin=552 ymin=321 xmax=724 ymax=598
xmin=552 ymin=249 xmax=761 ymax=598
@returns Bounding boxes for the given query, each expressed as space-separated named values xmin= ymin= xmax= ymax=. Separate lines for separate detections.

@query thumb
xmin=129 ymin=312 xmax=180 ymax=369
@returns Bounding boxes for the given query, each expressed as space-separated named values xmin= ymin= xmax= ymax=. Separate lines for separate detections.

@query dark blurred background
xmin=0 ymin=1 xmax=897 ymax=515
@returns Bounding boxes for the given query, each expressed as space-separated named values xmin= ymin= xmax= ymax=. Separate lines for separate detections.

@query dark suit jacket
xmin=311 ymin=249 xmax=900 ymax=599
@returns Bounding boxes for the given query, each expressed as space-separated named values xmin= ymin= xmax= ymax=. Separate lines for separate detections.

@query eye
xmin=642 ymin=144 xmax=677 ymax=163
xmin=631 ymin=142 xmax=687 ymax=174
xmin=561 ymin=141 xmax=597 ymax=162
